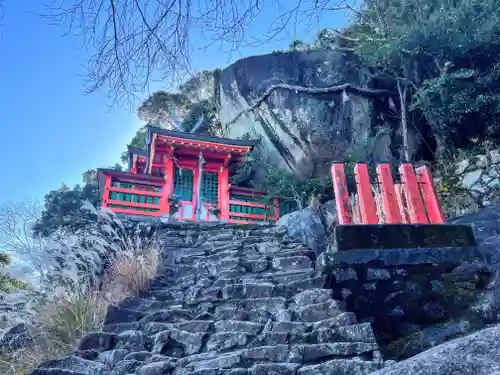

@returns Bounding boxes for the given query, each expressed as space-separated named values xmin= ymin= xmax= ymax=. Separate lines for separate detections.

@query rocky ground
xmin=31 ymin=223 xmax=386 ymax=375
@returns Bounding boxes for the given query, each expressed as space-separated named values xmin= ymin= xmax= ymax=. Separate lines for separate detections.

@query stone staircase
xmin=32 ymin=224 xmax=385 ymax=375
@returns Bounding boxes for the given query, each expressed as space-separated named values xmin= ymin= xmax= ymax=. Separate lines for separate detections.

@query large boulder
xmin=0 ymin=322 xmax=33 ymax=354
xmin=450 ymin=205 xmax=500 ymax=322
xmin=371 ymin=325 xmax=500 ymax=375
xmin=277 ymin=207 xmax=328 ymax=255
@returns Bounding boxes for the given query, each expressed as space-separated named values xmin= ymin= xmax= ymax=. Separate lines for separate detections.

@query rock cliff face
xmin=218 ymin=50 xmax=390 ymax=178
xmin=32 ymin=223 xmax=385 ymax=375
xmin=167 ymin=50 xmax=411 ymax=180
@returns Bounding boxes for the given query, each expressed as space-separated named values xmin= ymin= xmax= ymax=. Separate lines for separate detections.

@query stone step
xmin=197 ymin=242 xmax=244 ymax=254
xmin=214 ymin=297 xmax=287 ymax=319
xmin=292 ymin=300 xmax=345 ymax=323
xmin=214 ymin=320 xmax=264 ymax=334
xmin=309 ymin=323 xmax=377 ymax=344
xmin=289 ymin=288 xmax=333 ymax=306
xmin=298 ymin=359 xmax=383 ymax=375
xmin=137 ymin=307 xmax=196 ymax=326
xmin=102 ymin=322 xmax=139 ymax=334
xmin=103 ymin=305 xmax=145 ymax=325
xmin=173 ymin=351 xmax=245 ymax=374
xmin=237 ymin=342 xmax=379 ymax=364
xmin=206 ymin=331 xmax=255 ymax=352
xmin=221 ymin=283 xmax=276 ymax=299
xmin=142 ymin=320 xmax=215 ymax=335
xmin=148 ymin=289 xmax=185 ymax=302
xmin=310 ymin=312 xmax=358 ymax=329
xmin=118 ymin=297 xmax=164 ymax=312
xmin=271 ymin=256 xmax=313 ymax=271
xmin=277 ymin=276 xmax=327 ymax=298
xmin=213 ymin=270 xmax=314 ymax=287
xmin=270 ymin=249 xmax=317 ymax=259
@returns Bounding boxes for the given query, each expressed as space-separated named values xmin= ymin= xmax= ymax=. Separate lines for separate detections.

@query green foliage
xmin=178 ymin=70 xmax=220 ymax=94
xmin=231 ymin=131 xmax=265 ymax=186
xmin=121 ymin=125 xmax=148 ymax=163
xmin=34 ymin=165 xmax=122 ymax=237
xmin=181 ymin=99 xmax=222 ymax=136
xmin=289 ymin=40 xmax=305 ymax=50
xmin=138 ymin=91 xmax=191 ymax=124
xmin=413 ymin=67 xmax=500 ymax=143
xmin=0 ymin=252 xmax=29 ymax=292
xmin=346 ymin=0 xmax=500 ymax=154
xmin=258 ymin=166 xmax=332 ymax=209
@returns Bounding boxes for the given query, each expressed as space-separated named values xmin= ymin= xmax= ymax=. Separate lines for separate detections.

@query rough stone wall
xmin=318 ymin=244 xmax=490 ymax=346
xmin=32 ymin=223 xmax=386 ymax=375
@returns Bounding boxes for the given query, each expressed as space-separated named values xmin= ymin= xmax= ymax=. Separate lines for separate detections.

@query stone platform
xmin=318 ymin=223 xmax=489 ymax=345
xmin=332 ymin=224 xmax=476 ymax=251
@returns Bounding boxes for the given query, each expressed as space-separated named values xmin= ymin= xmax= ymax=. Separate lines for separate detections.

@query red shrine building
xmin=97 ymin=125 xmax=297 ymax=223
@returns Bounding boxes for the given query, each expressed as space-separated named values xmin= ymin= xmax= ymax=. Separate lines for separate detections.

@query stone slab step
xmin=298 ymin=359 xmax=383 ymax=375
xmin=142 ymin=320 xmax=215 ymax=335
xmin=206 ymin=331 xmax=255 ymax=352
xmin=272 ymin=256 xmax=313 ymax=271
xmin=292 ymin=300 xmax=345 ymax=322
xmin=309 ymin=323 xmax=377 ymax=344
xmin=214 ymin=320 xmax=264 ymax=334
xmin=214 ymin=298 xmax=287 ymax=319
xmin=310 ymin=312 xmax=358 ymax=329
xmin=213 ymin=270 xmax=314 ymax=287
xmin=221 ymin=283 xmax=276 ymax=299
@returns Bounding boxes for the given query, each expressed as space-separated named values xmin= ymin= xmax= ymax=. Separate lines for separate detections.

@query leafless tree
xmin=0 ymin=199 xmax=50 ymax=278
xmin=39 ymin=0 xmax=354 ymax=105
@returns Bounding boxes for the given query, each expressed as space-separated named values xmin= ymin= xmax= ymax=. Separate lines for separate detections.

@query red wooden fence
xmin=331 ymin=163 xmax=445 ymax=225
xmin=99 ymin=170 xmax=297 ymax=223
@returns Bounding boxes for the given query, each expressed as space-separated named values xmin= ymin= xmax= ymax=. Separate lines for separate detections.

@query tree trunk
xmin=397 ymin=79 xmax=410 ymax=161
xmin=434 ymin=131 xmax=448 ymax=160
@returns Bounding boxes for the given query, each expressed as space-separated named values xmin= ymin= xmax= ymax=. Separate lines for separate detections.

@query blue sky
xmin=0 ymin=1 xmax=347 ymax=206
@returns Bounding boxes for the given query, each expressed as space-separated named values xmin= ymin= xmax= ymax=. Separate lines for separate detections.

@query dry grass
xmin=104 ymin=244 xmax=160 ymax=302
xmin=0 ymin=240 xmax=160 ymax=375
xmin=349 ymin=186 xmax=387 ymax=224
xmin=349 ymin=186 xmax=413 ymax=224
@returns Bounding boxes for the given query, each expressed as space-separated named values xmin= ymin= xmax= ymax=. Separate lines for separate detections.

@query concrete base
xmin=332 ymin=224 xmax=476 ymax=251
xmin=318 ymin=245 xmax=488 ymax=345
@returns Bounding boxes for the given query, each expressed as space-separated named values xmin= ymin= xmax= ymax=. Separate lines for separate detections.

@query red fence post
xmin=416 ymin=165 xmax=445 ymax=224
xmin=331 ymin=163 xmax=353 ymax=225
xmin=399 ymin=163 xmax=429 ymax=224
xmin=376 ymin=163 xmax=403 ymax=224
xmin=354 ymin=164 xmax=378 ymax=224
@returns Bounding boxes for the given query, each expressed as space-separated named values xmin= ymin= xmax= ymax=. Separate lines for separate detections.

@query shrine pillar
xmin=218 ymin=166 xmax=230 ymax=221
xmin=160 ymin=149 xmax=175 ymax=216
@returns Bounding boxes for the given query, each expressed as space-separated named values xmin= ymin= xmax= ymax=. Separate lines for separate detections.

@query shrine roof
xmin=146 ymin=125 xmax=255 ymax=150
xmin=127 ymin=145 xmax=147 ymax=156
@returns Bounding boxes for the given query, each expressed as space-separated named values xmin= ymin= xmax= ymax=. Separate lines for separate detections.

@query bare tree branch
xmin=225 ymin=82 xmax=394 ymax=126
xmin=0 ymin=199 xmax=41 ymax=256
xmin=37 ymin=0 xmax=361 ymax=106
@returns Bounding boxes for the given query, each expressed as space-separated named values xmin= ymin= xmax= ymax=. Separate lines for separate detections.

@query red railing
xmin=332 ymin=162 xmax=445 ymax=225
xmin=227 ymin=186 xmax=280 ymax=224
xmin=100 ymin=172 xmax=166 ymax=217
xmin=99 ymin=171 xmax=297 ymax=223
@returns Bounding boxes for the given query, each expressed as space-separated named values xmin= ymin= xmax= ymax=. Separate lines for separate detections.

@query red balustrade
xmin=332 ymin=162 xmax=445 ymax=225
xmin=99 ymin=170 xmax=296 ymax=223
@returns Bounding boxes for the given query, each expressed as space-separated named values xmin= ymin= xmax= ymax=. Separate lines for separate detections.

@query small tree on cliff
xmin=331 ymin=0 xmax=500 ymax=158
